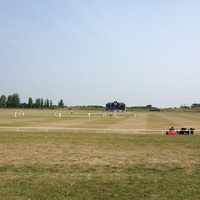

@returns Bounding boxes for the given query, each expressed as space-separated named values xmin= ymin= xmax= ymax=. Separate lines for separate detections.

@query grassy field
xmin=0 ymin=109 xmax=200 ymax=199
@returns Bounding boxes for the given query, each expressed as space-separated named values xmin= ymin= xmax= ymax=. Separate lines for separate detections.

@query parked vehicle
xmin=166 ymin=127 xmax=195 ymax=135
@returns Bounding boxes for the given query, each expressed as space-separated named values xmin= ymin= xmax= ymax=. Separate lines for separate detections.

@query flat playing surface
xmin=1 ymin=109 xmax=200 ymax=199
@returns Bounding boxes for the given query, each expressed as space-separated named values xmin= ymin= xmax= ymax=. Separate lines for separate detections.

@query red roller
xmin=167 ymin=130 xmax=176 ymax=135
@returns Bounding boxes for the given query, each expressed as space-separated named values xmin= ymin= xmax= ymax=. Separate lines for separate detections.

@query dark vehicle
xmin=187 ymin=128 xmax=195 ymax=135
xmin=177 ymin=128 xmax=187 ymax=135
xmin=177 ymin=128 xmax=195 ymax=135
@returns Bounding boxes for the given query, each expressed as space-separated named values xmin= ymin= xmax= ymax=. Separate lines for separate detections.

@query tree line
xmin=0 ymin=93 xmax=64 ymax=109
xmin=180 ymin=103 xmax=200 ymax=108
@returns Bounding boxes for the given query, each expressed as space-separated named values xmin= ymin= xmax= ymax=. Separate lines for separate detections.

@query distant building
xmin=106 ymin=101 xmax=126 ymax=112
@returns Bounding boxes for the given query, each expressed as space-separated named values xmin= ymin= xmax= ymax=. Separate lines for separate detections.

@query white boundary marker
xmin=0 ymin=127 xmax=199 ymax=134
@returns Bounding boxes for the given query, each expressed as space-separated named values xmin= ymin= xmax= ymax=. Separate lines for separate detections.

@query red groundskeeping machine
xmin=166 ymin=130 xmax=177 ymax=135
xmin=166 ymin=127 xmax=176 ymax=135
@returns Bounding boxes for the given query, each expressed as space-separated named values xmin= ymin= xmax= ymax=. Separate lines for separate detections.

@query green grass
xmin=1 ymin=131 xmax=200 ymax=200
xmin=2 ymin=167 xmax=199 ymax=200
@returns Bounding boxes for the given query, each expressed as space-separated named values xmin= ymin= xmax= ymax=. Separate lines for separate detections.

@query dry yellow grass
xmin=1 ymin=109 xmax=200 ymax=199
xmin=1 ymin=132 xmax=199 ymax=169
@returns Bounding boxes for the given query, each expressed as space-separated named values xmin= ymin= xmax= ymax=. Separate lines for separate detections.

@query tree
xmin=6 ymin=93 xmax=20 ymax=108
xmin=50 ymin=100 xmax=53 ymax=108
xmin=146 ymin=105 xmax=152 ymax=109
xmin=44 ymin=99 xmax=49 ymax=108
xmin=46 ymin=99 xmax=49 ymax=108
xmin=12 ymin=93 xmax=20 ymax=108
xmin=191 ymin=103 xmax=200 ymax=108
xmin=21 ymin=102 xmax=28 ymax=108
xmin=35 ymin=98 xmax=41 ymax=108
xmin=0 ymin=95 xmax=6 ymax=108
xmin=41 ymin=98 xmax=44 ymax=109
xmin=58 ymin=99 xmax=64 ymax=108
xmin=28 ymin=97 xmax=33 ymax=108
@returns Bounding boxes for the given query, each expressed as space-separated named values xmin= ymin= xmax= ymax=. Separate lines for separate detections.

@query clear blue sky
xmin=0 ymin=0 xmax=200 ymax=108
